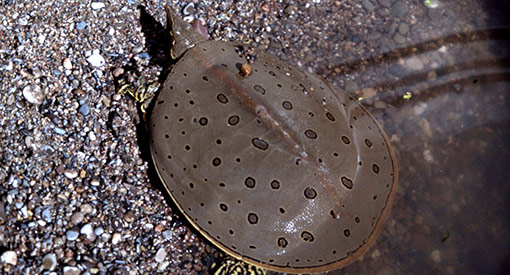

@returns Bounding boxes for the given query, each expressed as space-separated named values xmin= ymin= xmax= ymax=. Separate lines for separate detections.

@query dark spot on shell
xmin=248 ymin=213 xmax=258 ymax=224
xmin=326 ymin=112 xmax=335 ymax=121
xmin=212 ymin=157 xmax=221 ymax=166
xmin=253 ymin=85 xmax=266 ymax=95
xmin=373 ymin=164 xmax=380 ymax=174
xmin=341 ymin=176 xmax=353 ymax=189
xmin=245 ymin=177 xmax=256 ymax=188
xmin=282 ymin=101 xmax=293 ymax=110
xmin=342 ymin=136 xmax=350 ymax=144
xmin=228 ymin=115 xmax=240 ymax=126
xmin=299 ymin=83 xmax=309 ymax=96
xmin=305 ymin=129 xmax=318 ymax=139
xmin=252 ymin=137 xmax=268 ymax=150
xmin=301 ymin=231 xmax=315 ymax=242
xmin=277 ymin=237 xmax=288 ymax=248
xmin=270 ymin=180 xmax=280 ymax=190
xmin=365 ymin=139 xmax=373 ymax=148
xmin=304 ymin=187 xmax=317 ymax=199
xmin=219 ymin=203 xmax=228 ymax=212
xmin=344 ymin=229 xmax=351 ymax=237
xmin=217 ymin=94 xmax=228 ymax=104
xmin=198 ymin=117 xmax=208 ymax=126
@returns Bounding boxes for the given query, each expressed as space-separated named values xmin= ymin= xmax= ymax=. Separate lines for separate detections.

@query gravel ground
xmin=1 ymin=0 xmax=509 ymax=274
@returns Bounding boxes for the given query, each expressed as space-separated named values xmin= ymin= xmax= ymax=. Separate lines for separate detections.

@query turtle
xmin=118 ymin=5 xmax=398 ymax=274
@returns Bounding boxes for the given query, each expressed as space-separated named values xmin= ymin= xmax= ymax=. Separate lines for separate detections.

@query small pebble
xmin=371 ymin=248 xmax=381 ymax=259
xmin=423 ymin=149 xmax=434 ymax=163
xmin=430 ymin=249 xmax=441 ymax=263
xmin=88 ymin=131 xmax=97 ymax=141
xmin=124 ymin=210 xmax=135 ymax=222
xmin=75 ymin=21 xmax=87 ymax=30
xmin=42 ymin=208 xmax=52 ymax=222
xmin=64 ymin=169 xmax=78 ymax=179
xmin=91 ymin=2 xmax=105 ymax=10
xmin=23 ymin=85 xmax=43 ymax=105
xmin=162 ymin=230 xmax=173 ymax=240
xmin=42 ymin=253 xmax=57 ymax=271
xmin=80 ymin=204 xmax=93 ymax=214
xmin=78 ymin=103 xmax=90 ymax=116
xmin=87 ymin=50 xmax=105 ymax=67
xmin=398 ymin=23 xmax=409 ymax=35
xmin=427 ymin=71 xmax=437 ymax=81
xmin=112 ymin=67 xmax=124 ymax=77
xmin=344 ymin=81 xmax=359 ymax=92
xmin=63 ymin=266 xmax=81 ymax=275
xmin=361 ymin=87 xmax=377 ymax=99
xmin=70 ymin=211 xmax=84 ymax=225
xmin=54 ymin=127 xmax=66 ymax=135
xmin=362 ymin=0 xmax=375 ymax=11
xmin=1 ymin=250 xmax=17 ymax=265
xmin=394 ymin=33 xmax=406 ymax=44
xmin=90 ymin=179 xmax=100 ymax=186
xmin=111 ymin=233 xmax=121 ymax=244
xmin=155 ymin=248 xmax=167 ymax=262
xmin=66 ymin=230 xmax=79 ymax=241
xmin=391 ymin=0 xmax=408 ymax=17
xmin=80 ymin=223 xmax=94 ymax=236
xmin=406 ymin=57 xmax=424 ymax=70
xmin=63 ymin=58 xmax=73 ymax=70
xmin=374 ymin=101 xmax=387 ymax=109
xmin=94 ymin=227 xmax=104 ymax=236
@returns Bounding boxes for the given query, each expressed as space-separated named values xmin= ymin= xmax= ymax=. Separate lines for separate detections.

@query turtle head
xmin=165 ymin=5 xmax=207 ymax=60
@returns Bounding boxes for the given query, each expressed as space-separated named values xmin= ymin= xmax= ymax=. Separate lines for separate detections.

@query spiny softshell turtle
xmin=122 ymin=6 xmax=398 ymax=274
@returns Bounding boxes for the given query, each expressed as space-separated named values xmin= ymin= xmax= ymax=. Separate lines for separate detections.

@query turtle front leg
xmin=212 ymin=258 xmax=266 ymax=275
xmin=117 ymin=78 xmax=160 ymax=120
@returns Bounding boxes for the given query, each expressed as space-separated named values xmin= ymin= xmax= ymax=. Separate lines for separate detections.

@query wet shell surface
xmin=149 ymin=40 xmax=397 ymax=273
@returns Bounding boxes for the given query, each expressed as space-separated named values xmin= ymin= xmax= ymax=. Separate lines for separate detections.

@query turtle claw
xmin=116 ymin=77 xmax=160 ymax=121
xmin=211 ymin=258 xmax=266 ymax=275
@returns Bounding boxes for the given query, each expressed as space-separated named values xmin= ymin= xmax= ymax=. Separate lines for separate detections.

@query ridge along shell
xmin=149 ymin=40 xmax=398 ymax=273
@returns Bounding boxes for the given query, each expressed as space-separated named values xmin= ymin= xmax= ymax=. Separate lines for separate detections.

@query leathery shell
xmin=150 ymin=40 xmax=397 ymax=273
